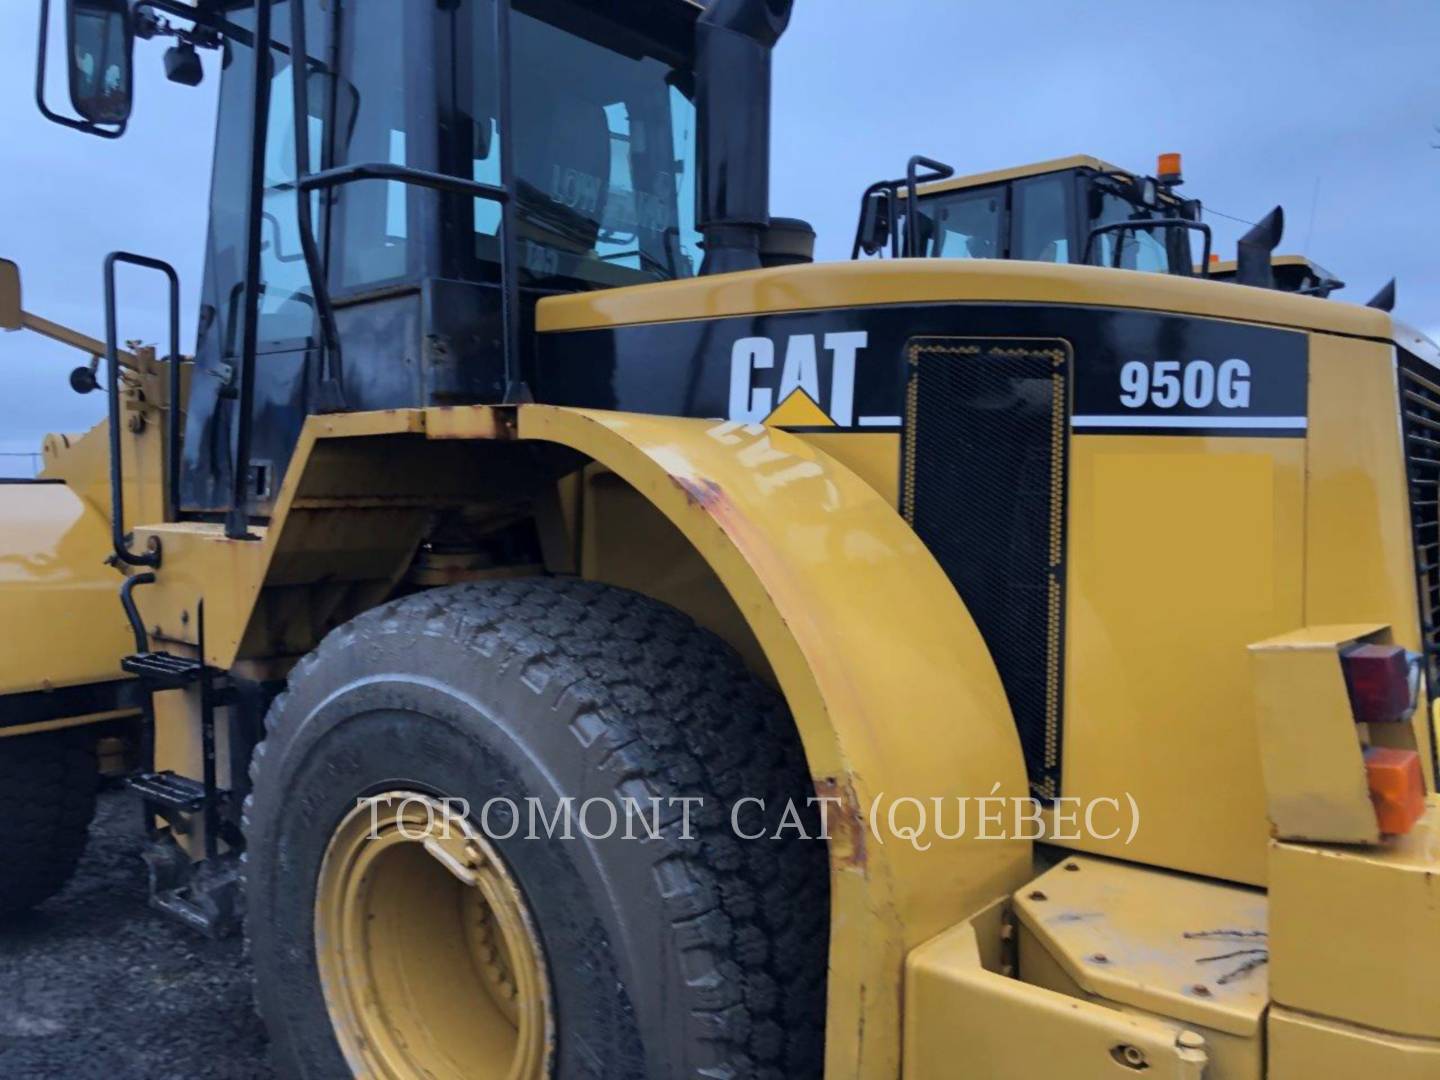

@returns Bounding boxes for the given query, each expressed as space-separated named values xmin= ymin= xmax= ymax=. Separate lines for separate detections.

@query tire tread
xmin=0 ymin=727 xmax=98 ymax=917
xmin=246 ymin=578 xmax=828 ymax=1078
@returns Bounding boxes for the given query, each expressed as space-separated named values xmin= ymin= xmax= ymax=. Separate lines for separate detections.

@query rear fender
xmin=518 ymin=406 xmax=1030 ymax=1078
xmin=133 ymin=404 xmax=1031 ymax=1076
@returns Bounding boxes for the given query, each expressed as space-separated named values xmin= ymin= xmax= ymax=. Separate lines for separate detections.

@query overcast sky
xmin=1 ymin=0 xmax=1437 ymax=471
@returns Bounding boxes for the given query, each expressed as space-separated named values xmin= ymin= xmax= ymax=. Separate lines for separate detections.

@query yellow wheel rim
xmin=315 ymin=792 xmax=553 ymax=1080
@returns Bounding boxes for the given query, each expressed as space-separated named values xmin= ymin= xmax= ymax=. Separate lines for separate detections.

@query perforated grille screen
xmin=903 ymin=338 xmax=1070 ymax=799
xmin=1400 ymin=353 xmax=1440 ymax=738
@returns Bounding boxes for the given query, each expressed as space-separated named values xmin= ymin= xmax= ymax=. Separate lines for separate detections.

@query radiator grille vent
xmin=902 ymin=338 xmax=1070 ymax=799
xmin=1400 ymin=355 xmax=1440 ymax=700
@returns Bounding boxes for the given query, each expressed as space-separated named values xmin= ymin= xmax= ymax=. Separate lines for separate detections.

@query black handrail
xmin=196 ymin=599 xmax=218 ymax=860
xmin=104 ymin=251 xmax=181 ymax=566
xmin=493 ymin=0 xmax=524 ymax=402
xmin=1081 ymin=219 xmax=1213 ymax=276
xmin=904 ymin=156 xmax=955 ymax=258
xmin=35 ymin=0 xmax=128 ymax=139
xmin=295 ymin=162 xmax=510 ymax=204
xmin=120 ymin=571 xmax=157 ymax=653
xmin=287 ymin=0 xmax=344 ymax=413
xmin=850 ymin=155 xmax=956 ymax=260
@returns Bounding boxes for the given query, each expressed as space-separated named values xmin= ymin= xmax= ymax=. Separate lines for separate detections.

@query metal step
xmin=122 ymin=651 xmax=207 ymax=689
xmin=142 ymin=837 xmax=243 ymax=939
xmin=127 ymin=770 xmax=208 ymax=813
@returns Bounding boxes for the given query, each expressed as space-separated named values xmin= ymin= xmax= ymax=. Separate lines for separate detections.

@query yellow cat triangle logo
xmin=763 ymin=389 xmax=835 ymax=428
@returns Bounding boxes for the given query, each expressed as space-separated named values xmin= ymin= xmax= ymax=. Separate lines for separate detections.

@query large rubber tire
xmin=244 ymin=579 xmax=829 ymax=1080
xmin=0 ymin=726 xmax=99 ymax=918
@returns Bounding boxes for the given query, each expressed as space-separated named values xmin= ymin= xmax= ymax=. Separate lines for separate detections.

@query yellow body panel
xmin=1059 ymin=435 xmax=1305 ymax=883
xmin=133 ymin=408 xmax=433 ymax=660
xmin=797 ymin=431 xmax=901 ymax=506
xmin=576 ymin=463 xmax=772 ymax=680
xmin=536 ymin=257 xmax=1393 ymax=340
xmin=1303 ymin=334 xmax=1435 ymax=783
xmin=0 ymin=336 xmax=173 ymax=731
xmin=1304 ymin=337 xmax=1417 ymax=642
xmin=1013 ymin=858 xmax=1265 ymax=1079
xmin=519 ymin=406 xmax=1031 ymax=1078
xmin=1014 ymin=858 xmax=1267 ymax=1038
xmin=41 ymin=417 xmax=168 ymax=530
xmin=1268 ymin=800 xmax=1440 ymax=1041
xmin=1269 ymin=1007 xmax=1440 ymax=1078
xmin=0 ymin=482 xmax=131 ymax=697
xmin=904 ymin=900 xmax=1209 ymax=1080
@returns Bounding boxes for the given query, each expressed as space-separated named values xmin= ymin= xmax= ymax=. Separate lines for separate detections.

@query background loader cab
xmin=856 ymin=152 xmax=1402 ymax=309
xmin=853 ymin=153 xmax=1206 ymax=274
xmin=1207 ymin=253 xmax=1346 ymax=297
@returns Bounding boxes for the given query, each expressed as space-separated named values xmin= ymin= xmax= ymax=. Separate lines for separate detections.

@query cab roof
xmin=916 ymin=154 xmax=1129 ymax=198
xmin=1207 ymin=254 xmax=1339 ymax=278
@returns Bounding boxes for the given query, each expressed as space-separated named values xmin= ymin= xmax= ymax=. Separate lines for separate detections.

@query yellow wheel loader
xmin=856 ymin=152 xmax=1401 ymax=310
xmin=4 ymin=0 xmax=1440 ymax=1077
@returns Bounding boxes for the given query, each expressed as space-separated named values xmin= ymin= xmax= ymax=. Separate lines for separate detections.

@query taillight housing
xmin=1339 ymin=643 xmax=1427 ymax=835
xmin=1340 ymin=644 xmax=1414 ymax=724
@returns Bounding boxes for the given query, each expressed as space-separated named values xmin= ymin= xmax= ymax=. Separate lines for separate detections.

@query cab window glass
xmin=333 ymin=0 xmax=424 ymax=289
xmin=460 ymin=0 xmax=701 ymax=288
xmin=916 ymin=188 xmax=1003 ymax=259
xmin=257 ymin=16 xmax=326 ymax=343
xmin=1013 ymin=175 xmax=1070 ymax=263
xmin=1091 ymin=192 xmax=1170 ymax=272
xmin=200 ymin=0 xmax=328 ymax=355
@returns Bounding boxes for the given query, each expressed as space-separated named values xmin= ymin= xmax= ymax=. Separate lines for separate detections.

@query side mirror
xmin=66 ymin=0 xmax=133 ymax=126
xmin=0 ymin=259 xmax=21 ymax=332
xmin=858 ymin=192 xmax=891 ymax=256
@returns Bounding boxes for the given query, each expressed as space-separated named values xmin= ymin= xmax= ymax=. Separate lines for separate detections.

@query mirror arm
xmin=14 ymin=309 xmax=141 ymax=368
xmin=134 ymin=0 xmax=221 ymax=28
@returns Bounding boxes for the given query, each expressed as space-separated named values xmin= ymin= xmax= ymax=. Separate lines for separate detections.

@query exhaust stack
xmin=1236 ymin=206 xmax=1284 ymax=289
xmin=696 ymin=0 xmax=795 ymax=275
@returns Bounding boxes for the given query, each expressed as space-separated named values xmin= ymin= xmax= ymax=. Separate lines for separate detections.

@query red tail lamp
xmin=1340 ymin=644 xmax=1413 ymax=724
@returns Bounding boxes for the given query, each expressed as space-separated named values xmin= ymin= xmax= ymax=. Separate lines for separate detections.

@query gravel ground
xmin=0 ymin=788 xmax=276 ymax=1079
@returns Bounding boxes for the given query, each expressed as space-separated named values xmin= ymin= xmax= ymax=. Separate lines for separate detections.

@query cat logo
xmin=727 ymin=331 xmax=898 ymax=428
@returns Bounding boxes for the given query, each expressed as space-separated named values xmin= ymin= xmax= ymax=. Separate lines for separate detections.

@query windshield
xmin=1086 ymin=178 xmax=1193 ymax=273
xmin=1089 ymin=189 xmax=1174 ymax=272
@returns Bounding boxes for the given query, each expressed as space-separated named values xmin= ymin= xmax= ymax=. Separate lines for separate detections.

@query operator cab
xmin=178 ymin=0 xmax=704 ymax=512
xmin=853 ymin=153 xmax=1206 ymax=276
